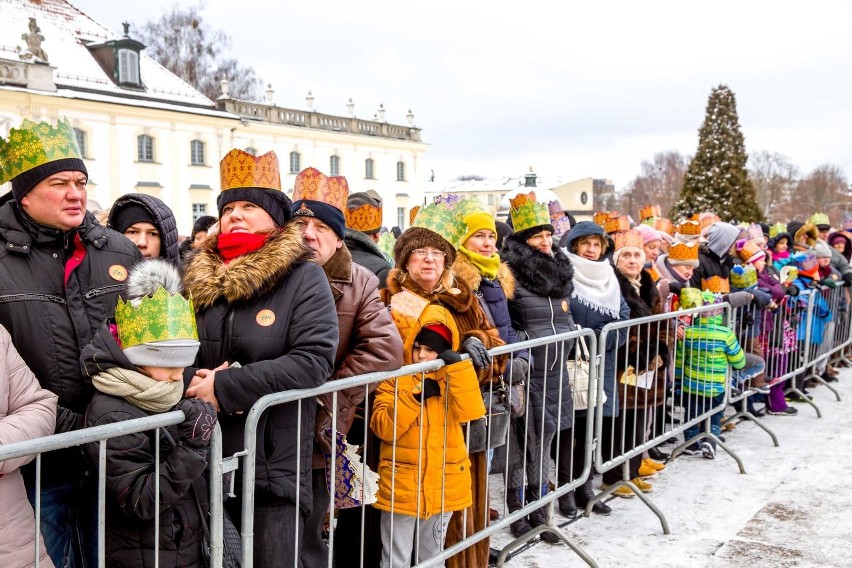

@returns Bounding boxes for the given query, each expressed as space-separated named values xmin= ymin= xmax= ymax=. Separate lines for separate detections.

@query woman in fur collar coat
xmin=381 ymin=220 xmax=505 ymax=568
xmin=182 ymin=150 xmax=339 ymax=568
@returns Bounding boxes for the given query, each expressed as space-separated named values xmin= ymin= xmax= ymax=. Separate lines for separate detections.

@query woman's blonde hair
xmin=571 ymin=234 xmax=609 ymax=255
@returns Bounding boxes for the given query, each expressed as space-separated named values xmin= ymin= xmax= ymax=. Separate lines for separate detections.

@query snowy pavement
xmin=489 ymin=370 xmax=852 ymax=567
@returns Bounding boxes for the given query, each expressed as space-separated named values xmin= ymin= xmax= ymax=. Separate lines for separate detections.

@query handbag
xmin=467 ymin=381 xmax=511 ymax=453
xmin=567 ymin=330 xmax=606 ymax=410
xmin=193 ymin=481 xmax=242 ymax=568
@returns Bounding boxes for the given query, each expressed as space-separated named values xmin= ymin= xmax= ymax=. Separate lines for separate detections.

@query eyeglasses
xmin=412 ymin=248 xmax=447 ymax=259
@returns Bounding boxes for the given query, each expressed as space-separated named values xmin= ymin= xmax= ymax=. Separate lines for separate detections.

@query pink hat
xmin=634 ymin=223 xmax=662 ymax=245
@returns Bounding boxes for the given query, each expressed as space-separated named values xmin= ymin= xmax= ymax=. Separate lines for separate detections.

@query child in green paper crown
xmin=82 ymin=259 xmax=215 ymax=568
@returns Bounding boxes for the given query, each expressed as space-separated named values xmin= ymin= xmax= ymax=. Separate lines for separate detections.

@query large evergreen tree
xmin=671 ymin=85 xmax=763 ymax=222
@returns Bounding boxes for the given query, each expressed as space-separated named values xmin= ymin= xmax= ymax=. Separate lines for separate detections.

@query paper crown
xmin=736 ymin=239 xmax=764 ymax=264
xmin=613 ymin=229 xmax=644 ymax=250
xmin=115 ymin=287 xmax=198 ymax=350
xmin=747 ymin=223 xmax=766 ymax=242
xmin=434 ymin=194 xmax=482 ymax=218
xmin=701 ymin=275 xmax=730 ymax=294
xmin=346 ymin=203 xmax=382 ymax=232
xmin=220 ymin=149 xmax=281 ymax=191
xmin=769 ymin=222 xmax=787 ymax=238
xmin=640 ymin=205 xmax=661 ymax=221
xmin=548 ymin=200 xmax=565 ymax=220
xmin=780 ymin=266 xmax=798 ymax=284
xmin=677 ymin=220 xmax=701 ymax=237
xmin=730 ymin=264 xmax=758 ymax=290
xmin=593 ymin=211 xmax=609 ymax=226
xmin=669 ymin=241 xmax=699 ymax=263
xmin=699 ymin=212 xmax=720 ymax=231
xmin=808 ymin=212 xmax=830 ymax=227
xmin=412 ymin=201 xmax=466 ymax=250
xmin=0 ymin=118 xmax=83 ymax=185
xmin=654 ymin=218 xmax=676 ymax=236
xmin=292 ymin=168 xmax=348 ymax=212
xmin=377 ymin=231 xmax=395 ymax=259
xmin=409 ymin=206 xmax=420 ymax=226
xmin=604 ymin=215 xmax=631 ymax=234
xmin=679 ymin=287 xmax=705 ymax=310
xmin=794 ymin=251 xmax=818 ymax=273
xmin=509 ymin=192 xmax=551 ymax=233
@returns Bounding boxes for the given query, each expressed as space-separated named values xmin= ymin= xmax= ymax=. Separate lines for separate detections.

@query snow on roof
xmin=0 ymin=0 xmax=215 ymax=109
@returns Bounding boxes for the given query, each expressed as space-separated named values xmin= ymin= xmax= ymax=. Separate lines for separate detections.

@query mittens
xmin=176 ymin=399 xmax=217 ymax=448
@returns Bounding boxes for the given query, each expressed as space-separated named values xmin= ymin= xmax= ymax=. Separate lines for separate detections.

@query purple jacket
xmin=757 ymin=267 xmax=786 ymax=303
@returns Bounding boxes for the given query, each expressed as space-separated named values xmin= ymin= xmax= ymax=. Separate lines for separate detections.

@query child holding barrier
xmin=82 ymin=259 xmax=216 ymax=567
xmin=371 ymin=305 xmax=484 ymax=568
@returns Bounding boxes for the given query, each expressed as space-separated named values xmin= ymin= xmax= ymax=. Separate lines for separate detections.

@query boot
xmin=506 ymin=487 xmax=534 ymax=538
xmin=574 ymin=478 xmax=611 ymax=516
xmin=558 ymin=490 xmax=577 ymax=518
xmin=526 ymin=485 xmax=560 ymax=544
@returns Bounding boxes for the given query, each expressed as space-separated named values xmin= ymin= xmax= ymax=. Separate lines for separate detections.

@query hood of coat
xmin=402 ymin=304 xmax=461 ymax=365
xmin=452 ymin=252 xmax=516 ymax=300
xmin=107 ymin=193 xmax=180 ymax=265
xmin=385 ymin=267 xmax=477 ymax=314
xmin=183 ymin=222 xmax=312 ymax=309
xmin=501 ymin=233 xmax=574 ymax=298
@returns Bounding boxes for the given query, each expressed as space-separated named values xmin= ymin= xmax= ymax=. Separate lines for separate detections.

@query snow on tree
xmin=671 ymin=85 xmax=763 ymax=223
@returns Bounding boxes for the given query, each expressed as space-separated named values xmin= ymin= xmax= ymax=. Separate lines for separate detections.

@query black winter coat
xmin=108 ymin=193 xmax=180 ymax=265
xmin=182 ymin=224 xmax=338 ymax=513
xmin=690 ymin=246 xmax=733 ymax=292
xmin=502 ymin=237 xmax=576 ymax=433
xmin=0 ymin=200 xmax=141 ymax=483
xmin=344 ymin=228 xmax=392 ymax=288
xmin=83 ymin=325 xmax=207 ymax=568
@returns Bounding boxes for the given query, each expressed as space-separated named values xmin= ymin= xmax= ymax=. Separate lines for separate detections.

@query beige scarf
xmin=93 ymin=367 xmax=183 ymax=413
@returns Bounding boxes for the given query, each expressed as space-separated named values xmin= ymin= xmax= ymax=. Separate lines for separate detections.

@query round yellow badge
xmin=561 ymin=300 xmax=569 ymax=312
xmin=109 ymin=265 xmax=128 ymax=282
xmin=256 ymin=309 xmax=276 ymax=327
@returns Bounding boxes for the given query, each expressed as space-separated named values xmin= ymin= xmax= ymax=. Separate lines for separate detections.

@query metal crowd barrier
xmin=802 ymin=282 xmax=847 ymax=402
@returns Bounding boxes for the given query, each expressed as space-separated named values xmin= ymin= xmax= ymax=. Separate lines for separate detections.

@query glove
xmin=461 ymin=336 xmax=492 ymax=371
xmin=785 ymin=285 xmax=799 ymax=296
xmin=509 ymin=357 xmax=529 ymax=385
xmin=314 ymin=408 xmax=333 ymax=455
xmin=725 ymin=291 xmax=753 ymax=308
xmin=413 ymin=378 xmax=441 ymax=403
xmin=843 ymin=272 xmax=852 ymax=287
xmin=176 ymin=399 xmax=217 ymax=448
xmin=821 ymin=278 xmax=837 ymax=289
xmin=438 ymin=349 xmax=463 ymax=365
xmin=668 ymin=281 xmax=684 ymax=295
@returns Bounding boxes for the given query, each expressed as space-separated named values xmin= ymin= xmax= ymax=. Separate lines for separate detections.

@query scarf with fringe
xmin=567 ymin=252 xmax=622 ymax=319
xmin=92 ymin=367 xmax=183 ymax=413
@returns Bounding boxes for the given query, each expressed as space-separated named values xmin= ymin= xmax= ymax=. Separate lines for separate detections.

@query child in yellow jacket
xmin=371 ymin=305 xmax=485 ymax=568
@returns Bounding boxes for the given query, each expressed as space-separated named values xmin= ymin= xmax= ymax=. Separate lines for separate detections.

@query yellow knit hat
xmin=461 ymin=211 xmax=497 ymax=248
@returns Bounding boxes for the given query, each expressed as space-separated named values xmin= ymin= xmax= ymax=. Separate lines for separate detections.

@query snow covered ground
xmin=488 ymin=370 xmax=852 ymax=567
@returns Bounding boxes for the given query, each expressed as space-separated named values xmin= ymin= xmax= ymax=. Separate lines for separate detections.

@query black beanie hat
xmin=191 ymin=215 xmax=217 ymax=239
xmin=110 ymin=202 xmax=156 ymax=234
xmin=291 ymin=199 xmax=346 ymax=239
xmin=11 ymin=158 xmax=88 ymax=202
xmin=414 ymin=324 xmax=452 ymax=353
xmin=217 ymin=187 xmax=292 ymax=227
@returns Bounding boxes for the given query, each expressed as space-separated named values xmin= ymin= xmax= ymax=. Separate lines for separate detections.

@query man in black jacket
xmin=0 ymin=118 xmax=141 ymax=568
xmin=344 ymin=190 xmax=392 ymax=288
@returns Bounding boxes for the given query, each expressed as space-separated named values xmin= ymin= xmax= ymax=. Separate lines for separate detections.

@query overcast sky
xmin=73 ymin=0 xmax=852 ymax=191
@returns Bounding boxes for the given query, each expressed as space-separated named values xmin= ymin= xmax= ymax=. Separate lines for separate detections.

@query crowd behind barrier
xmin=4 ymin=287 xmax=850 ymax=568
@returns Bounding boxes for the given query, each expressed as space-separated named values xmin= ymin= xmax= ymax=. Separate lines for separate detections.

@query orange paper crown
xmin=737 ymin=239 xmax=764 ymax=264
xmin=677 ymin=220 xmax=701 ymax=236
xmin=668 ymin=241 xmax=699 ymax=262
xmin=613 ymin=229 xmax=644 ymax=251
xmin=699 ymin=212 xmax=720 ymax=231
xmin=292 ymin=168 xmax=348 ymax=212
xmin=593 ymin=211 xmax=608 ymax=226
xmin=346 ymin=204 xmax=382 ymax=233
xmin=409 ymin=206 xmax=420 ymax=226
xmin=604 ymin=215 xmax=631 ymax=234
xmin=220 ymin=149 xmax=281 ymax=191
xmin=654 ymin=218 xmax=676 ymax=236
xmin=640 ymin=204 xmax=661 ymax=221
xmin=701 ymin=275 xmax=730 ymax=294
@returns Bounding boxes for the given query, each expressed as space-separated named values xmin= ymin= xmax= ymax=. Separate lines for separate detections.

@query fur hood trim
xmin=385 ymin=267 xmax=476 ymax=314
xmin=615 ymin=270 xmax=657 ymax=319
xmin=322 ymin=244 xmax=353 ymax=301
xmin=501 ymin=235 xmax=574 ymax=298
xmin=452 ymin=253 xmax=516 ymax=300
xmin=183 ymin=223 xmax=311 ymax=309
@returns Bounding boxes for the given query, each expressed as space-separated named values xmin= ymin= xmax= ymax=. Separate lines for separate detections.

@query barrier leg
xmin=721 ymin=395 xmax=779 ymax=447
xmin=806 ymin=370 xmax=842 ymax=402
xmin=670 ymin=418 xmax=746 ymax=474
xmin=593 ymin=479 xmax=670 ymax=535
xmin=784 ymin=386 xmax=822 ymax=417
xmin=496 ymin=524 xmax=599 ymax=568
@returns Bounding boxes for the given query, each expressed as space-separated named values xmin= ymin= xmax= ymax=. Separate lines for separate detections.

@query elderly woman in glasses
xmin=381 ymin=215 xmax=506 ymax=568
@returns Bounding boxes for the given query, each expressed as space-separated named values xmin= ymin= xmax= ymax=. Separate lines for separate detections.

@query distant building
xmin=0 ymin=0 xmax=427 ymax=233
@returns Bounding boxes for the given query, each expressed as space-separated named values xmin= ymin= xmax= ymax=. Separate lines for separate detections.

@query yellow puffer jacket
xmin=370 ymin=305 xmax=485 ymax=518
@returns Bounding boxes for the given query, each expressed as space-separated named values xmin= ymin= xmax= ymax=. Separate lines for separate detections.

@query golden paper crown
xmin=346 ymin=204 xmax=382 ymax=232
xmin=220 ymin=149 xmax=281 ymax=191
xmin=604 ymin=215 xmax=631 ymax=234
xmin=769 ymin=222 xmax=787 ymax=238
xmin=115 ymin=287 xmax=198 ymax=350
xmin=677 ymin=220 xmax=701 ymax=236
xmin=593 ymin=211 xmax=609 ymax=226
xmin=0 ymin=118 xmax=83 ymax=185
xmin=737 ymin=239 xmax=764 ymax=264
xmin=509 ymin=192 xmax=551 ymax=233
xmin=699 ymin=212 xmax=720 ymax=231
xmin=613 ymin=229 xmax=644 ymax=250
xmin=669 ymin=241 xmax=699 ymax=262
xmin=292 ymin=168 xmax=348 ymax=212
xmin=640 ymin=204 xmax=661 ymax=221
xmin=654 ymin=218 xmax=676 ymax=236
xmin=701 ymin=275 xmax=730 ymax=294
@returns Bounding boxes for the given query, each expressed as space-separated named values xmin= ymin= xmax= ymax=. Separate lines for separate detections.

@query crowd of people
xmin=0 ymin=118 xmax=848 ymax=568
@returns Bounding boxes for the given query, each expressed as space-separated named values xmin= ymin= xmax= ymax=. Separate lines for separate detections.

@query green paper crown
xmin=412 ymin=202 xmax=466 ymax=250
xmin=769 ymin=222 xmax=787 ymax=238
xmin=730 ymin=265 xmax=758 ymax=290
xmin=116 ymin=287 xmax=198 ymax=350
xmin=509 ymin=192 xmax=551 ymax=233
xmin=0 ymin=119 xmax=83 ymax=185
xmin=808 ymin=212 xmax=830 ymax=227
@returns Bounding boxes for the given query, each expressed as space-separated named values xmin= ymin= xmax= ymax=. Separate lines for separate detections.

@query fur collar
xmin=616 ymin=269 xmax=658 ymax=319
xmin=502 ymin=235 xmax=574 ymax=298
xmin=183 ymin=223 xmax=311 ymax=309
xmin=322 ymin=245 xmax=353 ymax=302
xmin=385 ymin=267 xmax=476 ymax=313
xmin=452 ymin=253 xmax=516 ymax=300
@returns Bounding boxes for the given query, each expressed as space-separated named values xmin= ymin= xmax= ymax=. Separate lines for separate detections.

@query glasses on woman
xmin=412 ymin=248 xmax=446 ymax=259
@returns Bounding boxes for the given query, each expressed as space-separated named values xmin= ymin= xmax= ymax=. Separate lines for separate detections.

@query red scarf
xmin=217 ymin=232 xmax=270 ymax=263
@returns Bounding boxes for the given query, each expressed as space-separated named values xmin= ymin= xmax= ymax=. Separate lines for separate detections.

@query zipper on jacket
xmin=548 ymin=300 xmax=558 ymax=371
xmin=0 ymin=292 xmax=66 ymax=305
xmin=224 ymin=308 xmax=236 ymax=360
xmin=83 ymin=284 xmax=126 ymax=300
